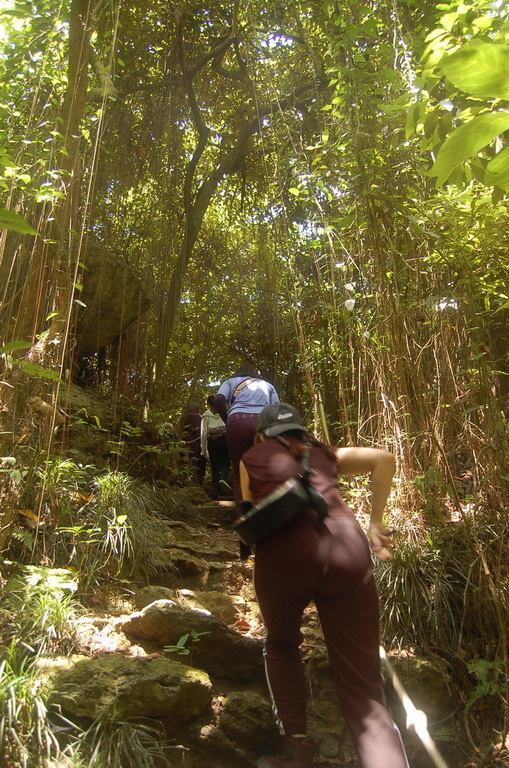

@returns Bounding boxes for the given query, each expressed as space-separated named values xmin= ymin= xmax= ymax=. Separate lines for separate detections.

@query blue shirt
xmin=217 ymin=376 xmax=279 ymax=416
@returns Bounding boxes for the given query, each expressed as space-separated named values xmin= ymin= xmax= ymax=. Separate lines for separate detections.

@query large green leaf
xmin=441 ymin=42 xmax=509 ymax=100
xmin=485 ymin=146 xmax=509 ymax=191
xmin=429 ymin=112 xmax=509 ymax=186
xmin=0 ymin=208 xmax=38 ymax=235
xmin=0 ymin=340 xmax=32 ymax=354
xmin=14 ymin=360 xmax=63 ymax=382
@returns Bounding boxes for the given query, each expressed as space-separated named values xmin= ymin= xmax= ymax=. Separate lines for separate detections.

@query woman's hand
xmin=368 ymin=522 xmax=394 ymax=561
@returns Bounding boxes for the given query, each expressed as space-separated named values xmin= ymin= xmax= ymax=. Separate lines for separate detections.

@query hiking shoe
xmin=219 ymin=479 xmax=233 ymax=494
xmin=257 ymin=736 xmax=317 ymax=768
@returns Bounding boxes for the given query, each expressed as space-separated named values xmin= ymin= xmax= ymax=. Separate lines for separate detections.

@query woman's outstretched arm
xmin=239 ymin=460 xmax=253 ymax=502
xmin=336 ymin=447 xmax=396 ymax=561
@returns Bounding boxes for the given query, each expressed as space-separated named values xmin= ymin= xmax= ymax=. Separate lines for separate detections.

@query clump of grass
xmin=4 ymin=565 xmax=79 ymax=656
xmin=77 ymin=717 xmax=178 ymax=768
xmin=36 ymin=459 xmax=93 ymax=513
xmin=90 ymin=471 xmax=168 ymax=580
xmin=39 ymin=471 xmax=170 ymax=589
xmin=0 ymin=566 xmax=82 ymax=766
xmin=375 ymin=510 xmax=509 ymax=763
xmin=0 ymin=641 xmax=69 ymax=768
xmin=375 ymin=534 xmax=452 ymax=652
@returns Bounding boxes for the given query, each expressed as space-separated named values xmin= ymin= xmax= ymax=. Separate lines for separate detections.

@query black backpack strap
xmin=298 ymin=441 xmax=312 ymax=481
xmin=298 ymin=442 xmax=328 ymax=524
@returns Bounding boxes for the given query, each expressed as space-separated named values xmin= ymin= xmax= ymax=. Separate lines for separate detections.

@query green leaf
xmin=9 ymin=469 xmax=22 ymax=484
xmin=441 ymin=42 xmax=509 ymax=100
xmin=429 ymin=112 xmax=509 ymax=186
xmin=0 ymin=9 xmax=30 ymax=18
xmin=484 ymin=146 xmax=509 ymax=190
xmin=0 ymin=208 xmax=38 ymax=235
xmin=14 ymin=360 xmax=63 ymax=382
xmin=0 ymin=340 xmax=32 ymax=354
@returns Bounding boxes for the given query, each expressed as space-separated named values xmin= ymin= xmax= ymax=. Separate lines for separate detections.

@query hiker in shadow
xmin=201 ymin=395 xmax=231 ymax=499
xmin=180 ymin=402 xmax=206 ymax=485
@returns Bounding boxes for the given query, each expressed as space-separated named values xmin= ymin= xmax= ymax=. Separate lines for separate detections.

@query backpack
xmin=209 ymin=425 xmax=226 ymax=440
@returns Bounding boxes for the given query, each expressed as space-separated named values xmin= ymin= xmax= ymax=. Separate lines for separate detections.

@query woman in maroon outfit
xmin=239 ymin=403 xmax=409 ymax=768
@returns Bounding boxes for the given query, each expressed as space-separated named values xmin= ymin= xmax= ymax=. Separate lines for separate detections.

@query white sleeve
xmin=201 ymin=415 xmax=209 ymax=455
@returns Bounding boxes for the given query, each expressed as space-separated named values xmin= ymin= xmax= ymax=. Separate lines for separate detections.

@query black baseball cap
xmin=256 ymin=403 xmax=305 ymax=437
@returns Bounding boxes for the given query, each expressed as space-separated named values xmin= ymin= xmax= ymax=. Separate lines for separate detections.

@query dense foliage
xmin=0 ymin=1 xmax=508 ymax=766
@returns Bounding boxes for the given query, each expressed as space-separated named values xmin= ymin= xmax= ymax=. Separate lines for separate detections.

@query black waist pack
xmin=233 ymin=443 xmax=328 ymax=546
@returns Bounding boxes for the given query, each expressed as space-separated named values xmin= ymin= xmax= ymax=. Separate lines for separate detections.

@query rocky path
xmin=44 ymin=489 xmax=454 ymax=768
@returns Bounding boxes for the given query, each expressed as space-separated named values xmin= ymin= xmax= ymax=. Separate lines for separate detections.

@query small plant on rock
xmin=163 ymin=630 xmax=210 ymax=662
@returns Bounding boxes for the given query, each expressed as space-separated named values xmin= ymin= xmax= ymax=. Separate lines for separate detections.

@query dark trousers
xmin=225 ymin=412 xmax=259 ymax=514
xmin=187 ymin=449 xmax=206 ymax=485
xmin=254 ymin=513 xmax=409 ymax=768
xmin=207 ymin=436 xmax=231 ymax=491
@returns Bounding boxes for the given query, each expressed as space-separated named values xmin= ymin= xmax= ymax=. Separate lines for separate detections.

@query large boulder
xmin=134 ymin=586 xmax=245 ymax=626
xmin=74 ymin=244 xmax=150 ymax=359
xmin=50 ymin=654 xmax=212 ymax=726
xmin=218 ymin=691 xmax=279 ymax=751
xmin=118 ymin=600 xmax=264 ymax=681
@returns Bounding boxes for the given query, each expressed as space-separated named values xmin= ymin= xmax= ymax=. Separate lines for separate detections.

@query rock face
xmin=74 ymin=243 xmax=150 ymax=360
xmin=218 ymin=692 xmax=279 ymax=752
xmin=119 ymin=600 xmax=264 ymax=682
xmin=50 ymin=654 xmax=212 ymax=725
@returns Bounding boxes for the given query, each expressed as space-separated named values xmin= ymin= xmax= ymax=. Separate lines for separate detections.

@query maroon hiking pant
xmin=254 ymin=512 xmax=409 ymax=768
xmin=225 ymin=412 xmax=259 ymax=514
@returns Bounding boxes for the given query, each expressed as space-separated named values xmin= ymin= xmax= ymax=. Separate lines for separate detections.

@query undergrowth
xmin=0 ymin=564 xmax=178 ymax=767
xmin=2 ymin=453 xmax=507 ymax=767
xmin=374 ymin=509 xmax=509 ymax=765
xmin=1 ymin=465 xmax=180 ymax=765
xmin=12 ymin=463 xmax=172 ymax=589
xmin=0 ymin=567 xmax=79 ymax=767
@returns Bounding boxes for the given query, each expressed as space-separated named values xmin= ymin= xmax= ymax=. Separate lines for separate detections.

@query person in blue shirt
xmin=214 ymin=366 xmax=279 ymax=515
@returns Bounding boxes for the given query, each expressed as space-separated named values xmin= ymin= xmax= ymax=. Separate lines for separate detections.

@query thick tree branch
xmin=154 ymin=11 xmax=322 ymax=390
xmin=188 ymin=32 xmax=238 ymax=78
xmin=155 ymin=76 xmax=319 ymax=385
xmin=175 ymin=9 xmax=209 ymax=141
xmin=175 ymin=11 xmax=211 ymax=211
xmin=88 ymin=48 xmax=119 ymax=102
xmin=211 ymin=41 xmax=253 ymax=93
